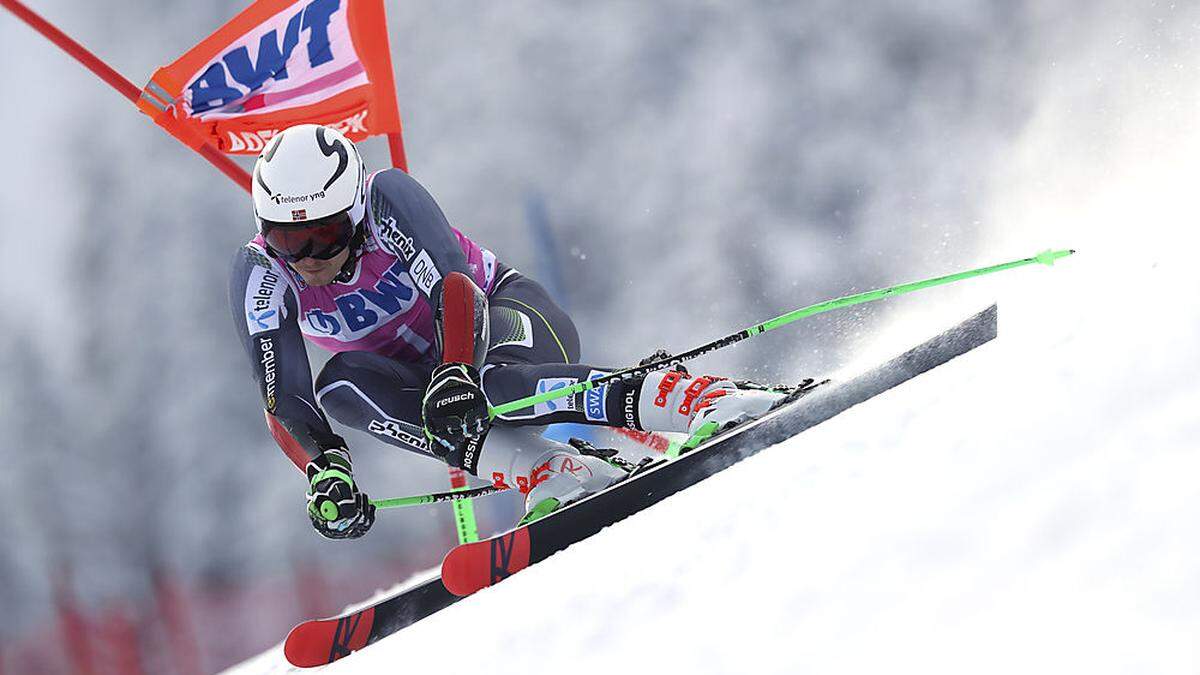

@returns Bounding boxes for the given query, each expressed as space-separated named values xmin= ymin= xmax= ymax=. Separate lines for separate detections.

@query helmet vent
xmin=263 ymin=134 xmax=284 ymax=163
xmin=254 ymin=163 xmax=273 ymax=197
xmin=315 ymin=126 xmax=349 ymax=191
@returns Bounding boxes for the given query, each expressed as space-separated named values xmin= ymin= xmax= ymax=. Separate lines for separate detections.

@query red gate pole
xmin=386 ymin=132 xmax=409 ymax=173
xmin=1 ymin=0 xmax=252 ymax=192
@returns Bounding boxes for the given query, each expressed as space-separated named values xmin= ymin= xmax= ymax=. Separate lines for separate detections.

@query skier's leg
xmin=462 ymin=273 xmax=626 ymax=509
xmin=475 ymin=425 xmax=621 ymax=501
xmin=314 ymin=352 xmax=437 ymax=458
xmin=481 ymin=274 xmax=785 ymax=434
xmin=480 ymin=273 xmax=622 ymax=425
xmin=431 ymin=270 xmax=788 ymax=515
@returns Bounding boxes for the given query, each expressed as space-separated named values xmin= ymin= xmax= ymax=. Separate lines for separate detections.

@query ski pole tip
xmin=1035 ymin=249 xmax=1075 ymax=266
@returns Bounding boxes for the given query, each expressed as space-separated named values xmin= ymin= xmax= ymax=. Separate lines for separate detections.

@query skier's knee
xmin=313 ymin=352 xmax=397 ymax=426
xmin=315 ymin=351 xmax=353 ymax=392
xmin=314 ymin=353 xmax=359 ymax=425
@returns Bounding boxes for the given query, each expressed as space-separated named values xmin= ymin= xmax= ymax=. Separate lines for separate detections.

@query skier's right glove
xmin=422 ymin=362 xmax=491 ymax=469
xmin=305 ymin=448 xmax=376 ymax=540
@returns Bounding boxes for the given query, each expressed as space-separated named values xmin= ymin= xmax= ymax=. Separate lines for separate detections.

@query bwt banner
xmin=137 ymin=0 xmax=403 ymax=155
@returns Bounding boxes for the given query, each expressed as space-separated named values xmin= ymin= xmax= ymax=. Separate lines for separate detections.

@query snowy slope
xmin=224 ymin=267 xmax=1200 ymax=675
xmin=330 ymin=289 xmax=1198 ymax=675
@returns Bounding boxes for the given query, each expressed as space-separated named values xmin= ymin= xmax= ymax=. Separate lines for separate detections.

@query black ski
xmin=283 ymin=304 xmax=997 ymax=666
xmin=442 ymin=305 xmax=998 ymax=595
xmin=284 ymin=575 xmax=460 ymax=667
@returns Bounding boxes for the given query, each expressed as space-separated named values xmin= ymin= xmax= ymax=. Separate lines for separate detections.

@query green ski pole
xmin=446 ymin=467 xmax=479 ymax=543
xmin=371 ymin=483 xmax=508 ymax=511
xmin=489 ymin=248 xmax=1074 ymax=419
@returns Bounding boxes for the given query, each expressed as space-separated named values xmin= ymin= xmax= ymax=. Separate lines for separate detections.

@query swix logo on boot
xmin=655 ymin=371 xmax=685 ymax=408
xmin=584 ymin=370 xmax=608 ymax=423
xmin=533 ymin=378 xmax=578 ymax=417
xmin=245 ymin=265 xmax=283 ymax=335
xmin=302 ymin=260 xmax=418 ymax=340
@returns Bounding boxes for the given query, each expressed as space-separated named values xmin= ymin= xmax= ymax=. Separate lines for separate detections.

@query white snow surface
xmin=224 ymin=33 xmax=1200 ymax=675
xmin=227 ymin=261 xmax=1200 ymax=674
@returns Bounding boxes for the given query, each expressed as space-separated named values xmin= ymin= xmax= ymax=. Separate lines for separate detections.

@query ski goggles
xmin=261 ymin=211 xmax=356 ymax=263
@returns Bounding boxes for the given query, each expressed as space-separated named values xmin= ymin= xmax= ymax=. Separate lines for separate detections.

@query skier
xmin=231 ymin=124 xmax=789 ymax=539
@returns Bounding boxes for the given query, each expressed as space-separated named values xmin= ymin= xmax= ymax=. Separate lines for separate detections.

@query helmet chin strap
xmin=331 ymin=225 xmax=367 ymax=284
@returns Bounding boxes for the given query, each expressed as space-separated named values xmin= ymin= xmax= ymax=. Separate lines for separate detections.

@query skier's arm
xmin=369 ymin=170 xmax=497 ymax=454
xmin=369 ymin=168 xmax=477 ymax=291
xmin=229 ymin=246 xmax=345 ymax=466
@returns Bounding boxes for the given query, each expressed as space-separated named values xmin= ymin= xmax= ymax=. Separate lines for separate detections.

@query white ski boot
xmin=637 ymin=370 xmax=789 ymax=435
xmin=476 ymin=427 xmax=627 ymax=522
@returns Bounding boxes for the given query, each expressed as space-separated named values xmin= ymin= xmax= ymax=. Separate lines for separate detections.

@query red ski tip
xmin=284 ymin=606 xmax=375 ymax=668
xmin=442 ymin=528 xmax=531 ymax=596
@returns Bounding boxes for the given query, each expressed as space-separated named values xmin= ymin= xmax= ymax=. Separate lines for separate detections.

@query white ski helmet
xmin=252 ymin=124 xmax=367 ymax=261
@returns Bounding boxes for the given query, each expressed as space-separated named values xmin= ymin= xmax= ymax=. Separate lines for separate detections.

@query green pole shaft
xmin=753 ymin=248 xmax=1073 ymax=334
xmin=371 ymin=484 xmax=506 ymax=510
xmin=488 ymin=248 xmax=1074 ymax=418
xmin=451 ymin=496 xmax=479 ymax=543
xmin=446 ymin=467 xmax=479 ymax=543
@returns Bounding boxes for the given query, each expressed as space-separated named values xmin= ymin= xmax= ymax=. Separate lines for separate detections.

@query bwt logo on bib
xmin=187 ymin=0 xmax=342 ymax=115
xmin=304 ymin=261 xmax=419 ymax=339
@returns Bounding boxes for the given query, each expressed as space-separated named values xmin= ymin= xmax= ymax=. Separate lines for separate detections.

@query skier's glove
xmin=305 ymin=448 xmax=376 ymax=540
xmin=422 ymin=362 xmax=491 ymax=469
xmin=639 ymin=348 xmax=688 ymax=375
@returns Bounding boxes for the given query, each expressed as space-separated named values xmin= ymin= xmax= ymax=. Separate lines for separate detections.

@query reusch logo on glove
xmin=436 ymin=391 xmax=476 ymax=408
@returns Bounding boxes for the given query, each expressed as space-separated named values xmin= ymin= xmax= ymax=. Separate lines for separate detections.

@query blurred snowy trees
xmin=1 ymin=0 xmax=1190 ymax=669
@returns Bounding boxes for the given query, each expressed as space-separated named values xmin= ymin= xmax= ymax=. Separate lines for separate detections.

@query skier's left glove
xmin=305 ymin=448 xmax=376 ymax=540
xmin=422 ymin=362 xmax=491 ymax=468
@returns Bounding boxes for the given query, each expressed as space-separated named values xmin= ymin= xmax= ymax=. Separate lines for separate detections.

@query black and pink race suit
xmin=230 ymin=169 xmax=641 ymax=471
